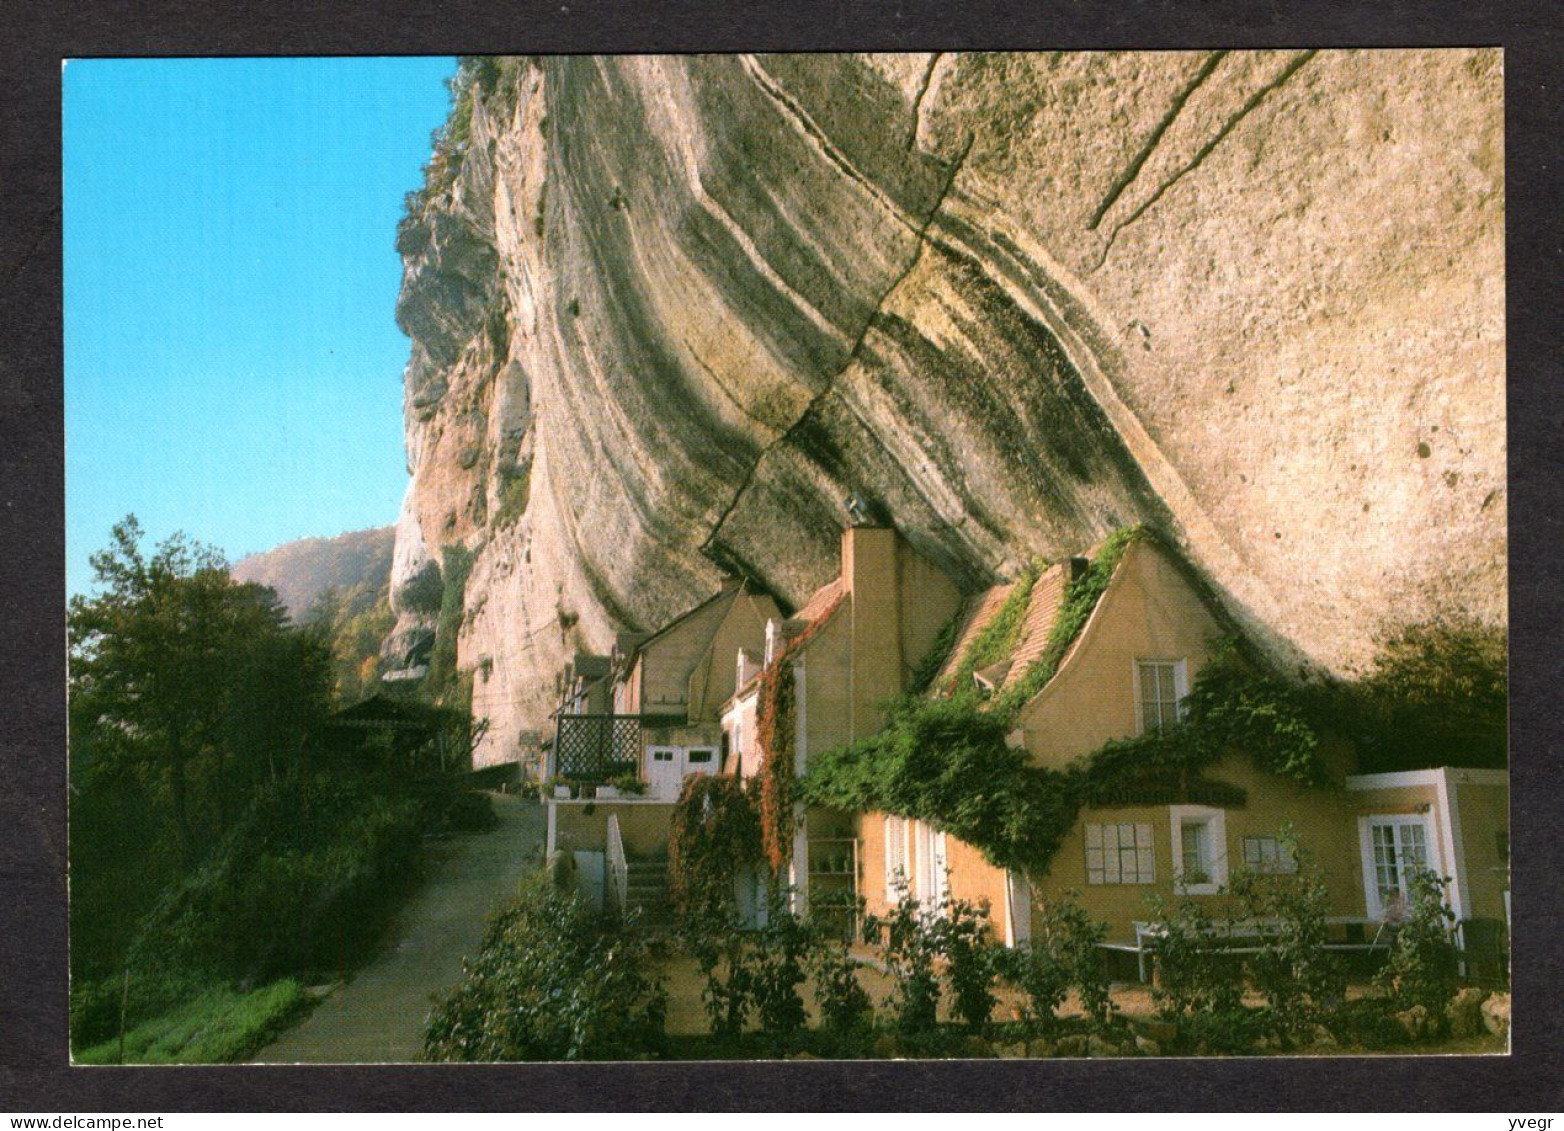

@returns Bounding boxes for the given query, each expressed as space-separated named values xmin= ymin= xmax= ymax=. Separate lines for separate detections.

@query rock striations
xmin=384 ymin=52 xmax=1505 ymax=767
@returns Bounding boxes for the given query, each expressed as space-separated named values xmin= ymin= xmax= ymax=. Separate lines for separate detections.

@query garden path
xmin=252 ymin=792 xmax=544 ymax=1063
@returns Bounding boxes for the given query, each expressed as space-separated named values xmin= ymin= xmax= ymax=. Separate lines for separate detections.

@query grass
xmin=74 ymin=979 xmax=311 ymax=1065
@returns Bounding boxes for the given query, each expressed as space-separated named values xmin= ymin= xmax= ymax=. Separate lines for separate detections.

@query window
xmin=1170 ymin=805 xmax=1228 ymax=894
xmin=1495 ymin=831 xmax=1509 ymax=867
xmin=1085 ymin=822 xmax=1155 ymax=885
xmin=885 ymin=815 xmax=909 ymax=901
xmin=686 ymin=748 xmax=715 ymax=765
xmin=1137 ymin=660 xmax=1187 ymax=733
xmin=1241 ymin=835 xmax=1297 ymax=874
xmin=1363 ymin=816 xmax=1429 ymax=917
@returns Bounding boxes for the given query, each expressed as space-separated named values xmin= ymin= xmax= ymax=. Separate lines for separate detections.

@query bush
xmin=750 ymin=902 xmax=811 ymax=1049
xmin=690 ymin=919 xmax=754 ymax=1040
xmin=667 ymin=775 xmax=763 ymax=928
xmin=424 ymin=872 xmax=666 ymax=1061
xmin=931 ymin=898 xmax=1001 ymax=1032
xmin=809 ymin=938 xmax=872 ymax=1039
xmin=1225 ymin=834 xmax=1344 ymax=1042
xmin=74 ymin=979 xmax=309 ymax=1065
xmin=1375 ymin=867 xmax=1460 ymax=1028
xmin=1145 ymin=897 xmax=1245 ymax=1024
xmin=127 ymin=775 xmax=425 ymax=983
xmin=864 ymin=895 xmax=941 ymax=1037
xmin=1034 ymin=894 xmax=1115 ymax=1029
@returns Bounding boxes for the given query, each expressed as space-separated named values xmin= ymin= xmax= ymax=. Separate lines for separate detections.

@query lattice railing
xmin=554 ymin=713 xmax=642 ymax=782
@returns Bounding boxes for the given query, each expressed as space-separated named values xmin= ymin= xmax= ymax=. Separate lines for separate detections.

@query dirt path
xmin=253 ymin=792 xmax=544 ymax=1063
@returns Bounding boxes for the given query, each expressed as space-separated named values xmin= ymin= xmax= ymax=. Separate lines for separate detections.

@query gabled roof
xmin=999 ymin=563 xmax=1072 ymax=691
xmin=615 ymin=579 xmax=757 ymax=676
xmin=927 ymin=581 xmax=1017 ymax=691
xmin=787 ymin=578 xmax=844 ymax=635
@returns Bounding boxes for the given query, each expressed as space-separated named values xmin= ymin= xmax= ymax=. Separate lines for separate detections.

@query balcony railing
xmin=554 ymin=713 xmax=643 ymax=782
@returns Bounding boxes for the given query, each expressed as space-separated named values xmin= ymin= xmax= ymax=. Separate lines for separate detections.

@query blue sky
xmin=65 ymin=56 xmax=458 ymax=594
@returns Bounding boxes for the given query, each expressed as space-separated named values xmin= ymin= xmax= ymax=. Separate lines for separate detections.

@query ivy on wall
xmin=667 ymin=775 xmax=764 ymax=925
xmin=803 ymin=527 xmax=1333 ymax=877
xmin=755 ymin=593 xmax=845 ymax=874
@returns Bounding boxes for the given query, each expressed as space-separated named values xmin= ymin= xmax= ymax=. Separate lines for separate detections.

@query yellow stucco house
xmin=845 ymin=531 xmax=1508 ymax=966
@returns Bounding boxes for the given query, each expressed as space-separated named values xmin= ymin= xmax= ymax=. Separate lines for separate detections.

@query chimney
xmin=842 ymin=525 xmax=902 ymax=739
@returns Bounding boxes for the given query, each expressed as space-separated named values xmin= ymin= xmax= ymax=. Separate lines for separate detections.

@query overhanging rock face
xmin=388 ymin=51 xmax=1506 ymax=767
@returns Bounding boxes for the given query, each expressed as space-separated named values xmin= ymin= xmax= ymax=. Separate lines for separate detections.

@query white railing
xmin=605 ymin=812 xmax=629 ymax=916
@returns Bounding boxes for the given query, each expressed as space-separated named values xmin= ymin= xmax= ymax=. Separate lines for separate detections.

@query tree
xmin=68 ymin=516 xmax=330 ymax=864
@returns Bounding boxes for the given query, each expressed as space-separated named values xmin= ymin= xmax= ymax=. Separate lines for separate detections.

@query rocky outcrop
xmin=388 ymin=52 xmax=1505 ymax=766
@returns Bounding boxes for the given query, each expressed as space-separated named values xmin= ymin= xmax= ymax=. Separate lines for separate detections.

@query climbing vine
xmin=667 ymin=775 xmax=764 ymax=926
xmin=755 ymin=592 xmax=845 ymax=874
xmin=757 ymin=661 xmax=798 ymax=874
xmin=804 ymin=601 xmax=1333 ymax=876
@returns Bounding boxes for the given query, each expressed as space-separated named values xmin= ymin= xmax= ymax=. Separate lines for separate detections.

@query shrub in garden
xmin=995 ymin=941 xmax=1068 ymax=1033
xmin=750 ymin=898 xmax=812 ymax=1047
xmin=1375 ymin=867 xmax=1460 ymax=1030
xmin=1225 ymin=837 xmax=1343 ymax=1043
xmin=864 ymin=894 xmax=941 ymax=1037
xmin=424 ymin=872 xmax=666 ymax=1061
xmin=809 ymin=937 xmax=872 ymax=1039
xmin=930 ymin=897 xmax=1001 ymax=1032
xmin=1144 ymin=896 xmax=1254 ymax=1052
xmin=689 ymin=916 xmax=755 ymax=1040
xmin=1040 ymin=894 xmax=1115 ymax=1029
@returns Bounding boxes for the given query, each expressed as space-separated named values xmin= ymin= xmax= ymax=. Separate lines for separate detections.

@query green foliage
xmin=802 ymin=697 xmax=1077 ymax=874
xmin=493 ymin=465 xmax=532 ymax=528
xmin=997 ymin=892 xmax=1110 ymax=1032
xmin=667 ymin=775 xmax=764 ymax=927
xmin=1224 ymin=832 xmax=1344 ymax=1041
xmin=73 ymin=980 xmax=309 ymax=1065
xmin=423 ymin=543 xmax=475 ymax=706
xmin=1344 ymin=618 xmax=1508 ymax=772
xmin=809 ymin=938 xmax=872 ymax=1038
xmin=929 ymin=898 xmax=1001 ymax=1032
xmin=303 ymin=577 xmax=397 ymax=704
xmin=1145 ymin=896 xmax=1246 ymax=1024
xmin=863 ymin=895 xmax=942 ymax=1037
xmin=127 ymin=775 xmax=426 ymax=984
xmin=940 ymin=560 xmax=1042 ymax=694
xmin=424 ymin=872 xmax=667 ymax=1061
xmin=749 ymin=900 xmax=812 ymax=1048
xmin=1035 ymin=894 xmax=1114 ymax=1028
xmin=691 ymin=921 xmax=754 ymax=1040
xmin=1179 ymin=640 xmax=1328 ymax=786
xmin=68 ymin=516 xmax=334 ymax=979
xmin=1375 ymin=867 xmax=1460 ymax=1024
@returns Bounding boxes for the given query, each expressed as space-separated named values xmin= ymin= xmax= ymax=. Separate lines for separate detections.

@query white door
xmin=1361 ymin=815 xmax=1433 ymax=919
xmin=647 ymin=746 xmax=682 ymax=800
xmin=684 ymin=746 xmax=719 ymax=783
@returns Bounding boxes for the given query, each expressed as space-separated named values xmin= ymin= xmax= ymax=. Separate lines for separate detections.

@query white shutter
xmin=885 ymin=815 xmax=908 ymax=902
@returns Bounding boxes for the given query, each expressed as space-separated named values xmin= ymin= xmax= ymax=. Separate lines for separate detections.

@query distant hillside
xmin=232 ymin=526 xmax=395 ymax=622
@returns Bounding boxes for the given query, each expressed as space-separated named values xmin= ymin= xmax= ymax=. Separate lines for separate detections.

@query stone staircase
xmin=620 ymin=851 xmax=674 ymax=929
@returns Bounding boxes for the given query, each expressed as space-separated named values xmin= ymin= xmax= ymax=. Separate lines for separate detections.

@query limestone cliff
xmin=384 ymin=51 xmax=1505 ymax=768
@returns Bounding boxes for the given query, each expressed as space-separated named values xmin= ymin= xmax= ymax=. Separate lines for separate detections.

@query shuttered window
xmin=885 ymin=815 xmax=909 ymax=901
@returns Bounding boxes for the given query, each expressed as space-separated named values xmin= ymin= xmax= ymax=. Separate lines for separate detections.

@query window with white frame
xmin=1084 ymin=822 xmax=1155 ymax=885
xmin=1241 ymin=835 xmax=1297 ymax=874
xmin=1170 ymin=805 xmax=1228 ymax=894
xmin=1364 ymin=816 xmax=1429 ymax=917
xmin=1137 ymin=660 xmax=1187 ymax=733
xmin=885 ymin=814 xmax=910 ymax=901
